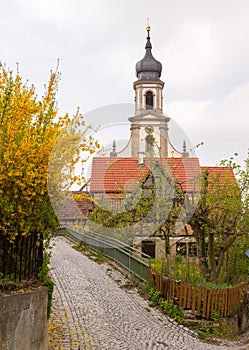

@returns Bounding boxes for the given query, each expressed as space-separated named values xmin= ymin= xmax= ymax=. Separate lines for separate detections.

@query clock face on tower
xmin=145 ymin=125 xmax=154 ymax=134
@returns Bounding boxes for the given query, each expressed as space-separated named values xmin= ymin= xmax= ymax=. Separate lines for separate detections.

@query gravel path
xmin=48 ymin=237 xmax=247 ymax=350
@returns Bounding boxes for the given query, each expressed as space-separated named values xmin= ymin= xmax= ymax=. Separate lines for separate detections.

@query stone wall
xmin=0 ymin=287 xmax=48 ymax=350
xmin=184 ymin=302 xmax=249 ymax=337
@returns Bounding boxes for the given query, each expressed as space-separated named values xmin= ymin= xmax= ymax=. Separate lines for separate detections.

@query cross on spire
xmin=146 ymin=17 xmax=151 ymax=32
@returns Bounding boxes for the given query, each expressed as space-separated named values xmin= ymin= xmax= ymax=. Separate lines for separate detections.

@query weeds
xmin=121 ymin=280 xmax=133 ymax=289
xmin=73 ymin=241 xmax=87 ymax=251
xmin=146 ymin=286 xmax=184 ymax=324
xmin=94 ymin=252 xmax=105 ymax=264
xmin=138 ymin=282 xmax=151 ymax=298
xmin=198 ymin=325 xmax=221 ymax=339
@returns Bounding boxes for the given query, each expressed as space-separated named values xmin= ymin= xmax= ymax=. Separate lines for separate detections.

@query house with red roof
xmin=58 ymin=191 xmax=95 ymax=227
xmin=90 ymin=157 xmax=202 ymax=195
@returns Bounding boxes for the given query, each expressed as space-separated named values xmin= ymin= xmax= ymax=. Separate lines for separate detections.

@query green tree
xmin=187 ymin=155 xmax=249 ymax=283
xmin=89 ymin=160 xmax=184 ymax=249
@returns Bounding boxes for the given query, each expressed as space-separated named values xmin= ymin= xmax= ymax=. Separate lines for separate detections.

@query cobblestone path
xmin=48 ymin=237 xmax=246 ymax=350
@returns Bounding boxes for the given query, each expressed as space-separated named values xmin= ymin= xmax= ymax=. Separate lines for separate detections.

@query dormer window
xmin=146 ymin=91 xmax=153 ymax=110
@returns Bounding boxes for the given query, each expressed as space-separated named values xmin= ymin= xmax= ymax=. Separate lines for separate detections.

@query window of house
xmin=176 ymin=242 xmax=197 ymax=257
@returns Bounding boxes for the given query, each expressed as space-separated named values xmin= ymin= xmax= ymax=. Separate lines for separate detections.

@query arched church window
xmin=146 ymin=135 xmax=154 ymax=152
xmin=146 ymin=91 xmax=153 ymax=110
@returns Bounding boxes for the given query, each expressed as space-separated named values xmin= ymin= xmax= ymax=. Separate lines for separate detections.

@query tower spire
xmin=110 ymin=140 xmax=117 ymax=157
xmin=145 ymin=31 xmax=152 ymax=50
xmin=145 ymin=17 xmax=152 ymax=51
xmin=182 ymin=140 xmax=189 ymax=158
xmin=135 ymin=22 xmax=162 ymax=81
xmin=145 ymin=19 xmax=152 ymax=50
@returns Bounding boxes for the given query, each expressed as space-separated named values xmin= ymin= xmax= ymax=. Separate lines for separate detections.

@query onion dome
xmin=136 ymin=26 xmax=162 ymax=81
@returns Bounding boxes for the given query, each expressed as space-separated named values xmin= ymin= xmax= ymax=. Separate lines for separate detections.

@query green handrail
xmin=59 ymin=225 xmax=150 ymax=282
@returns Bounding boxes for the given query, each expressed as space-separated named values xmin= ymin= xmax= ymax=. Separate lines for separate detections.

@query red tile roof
xmin=201 ymin=166 xmax=235 ymax=179
xmin=90 ymin=157 xmax=202 ymax=193
xmin=200 ymin=166 xmax=236 ymax=189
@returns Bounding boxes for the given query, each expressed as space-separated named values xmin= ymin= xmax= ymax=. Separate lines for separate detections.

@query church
xmin=86 ymin=25 xmax=202 ymax=258
xmin=61 ymin=25 xmax=235 ymax=259
xmin=90 ymin=25 xmax=202 ymax=205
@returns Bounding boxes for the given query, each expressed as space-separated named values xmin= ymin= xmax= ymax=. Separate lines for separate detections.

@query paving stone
xmin=48 ymin=237 xmax=247 ymax=350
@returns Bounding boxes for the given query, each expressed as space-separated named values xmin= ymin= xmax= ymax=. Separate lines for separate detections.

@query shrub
xmin=159 ymin=298 xmax=184 ymax=324
xmin=149 ymin=287 xmax=184 ymax=324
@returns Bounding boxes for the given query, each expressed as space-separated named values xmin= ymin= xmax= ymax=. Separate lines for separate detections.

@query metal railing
xmin=0 ymin=231 xmax=43 ymax=284
xmin=59 ymin=225 xmax=150 ymax=282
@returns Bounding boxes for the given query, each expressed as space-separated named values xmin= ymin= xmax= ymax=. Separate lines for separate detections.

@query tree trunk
xmin=210 ymin=251 xmax=225 ymax=283
xmin=193 ymin=227 xmax=208 ymax=281
xmin=209 ymin=235 xmax=238 ymax=283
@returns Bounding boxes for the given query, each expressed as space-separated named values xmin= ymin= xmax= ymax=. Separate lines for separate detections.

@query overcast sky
xmin=1 ymin=0 xmax=249 ymax=166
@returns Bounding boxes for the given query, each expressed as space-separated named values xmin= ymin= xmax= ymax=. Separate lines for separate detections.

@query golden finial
xmin=146 ymin=17 xmax=151 ymax=31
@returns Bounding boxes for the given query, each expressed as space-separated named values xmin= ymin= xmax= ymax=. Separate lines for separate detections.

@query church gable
xmin=129 ymin=109 xmax=169 ymax=122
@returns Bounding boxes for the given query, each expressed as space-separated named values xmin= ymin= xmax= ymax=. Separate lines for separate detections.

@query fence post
xmin=191 ymin=285 xmax=197 ymax=315
xmin=178 ymin=280 xmax=183 ymax=308
xmin=187 ymin=284 xmax=192 ymax=309
xmin=206 ymin=289 xmax=211 ymax=319
xmin=197 ymin=286 xmax=202 ymax=316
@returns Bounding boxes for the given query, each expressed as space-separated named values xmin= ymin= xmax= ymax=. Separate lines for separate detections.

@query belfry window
xmin=146 ymin=91 xmax=153 ymax=110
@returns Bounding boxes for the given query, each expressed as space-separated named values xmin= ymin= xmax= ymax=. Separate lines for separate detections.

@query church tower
xmin=134 ymin=25 xmax=164 ymax=115
xmin=116 ymin=25 xmax=182 ymax=159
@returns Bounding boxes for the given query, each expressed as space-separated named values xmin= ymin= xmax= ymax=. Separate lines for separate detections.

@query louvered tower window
xmin=146 ymin=91 xmax=153 ymax=110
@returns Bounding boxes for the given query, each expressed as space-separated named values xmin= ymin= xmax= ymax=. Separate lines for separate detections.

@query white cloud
xmin=14 ymin=0 xmax=73 ymax=22
xmin=163 ymin=20 xmax=215 ymax=88
xmin=167 ymin=83 xmax=249 ymax=165
xmin=201 ymin=84 xmax=249 ymax=132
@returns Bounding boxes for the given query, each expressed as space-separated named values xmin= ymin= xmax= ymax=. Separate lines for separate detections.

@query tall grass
xmin=150 ymin=256 xmax=230 ymax=288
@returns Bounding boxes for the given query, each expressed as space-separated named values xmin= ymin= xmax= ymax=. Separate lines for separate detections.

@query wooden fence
xmin=148 ymin=269 xmax=247 ymax=319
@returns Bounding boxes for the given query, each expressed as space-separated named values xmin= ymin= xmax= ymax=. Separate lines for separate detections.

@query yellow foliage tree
xmin=0 ymin=64 xmax=99 ymax=247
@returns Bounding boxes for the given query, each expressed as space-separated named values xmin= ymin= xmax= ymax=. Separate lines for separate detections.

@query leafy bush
xmin=0 ymin=64 xmax=100 ymax=290
xmin=210 ymin=310 xmax=219 ymax=321
xmin=159 ymin=298 xmax=184 ymax=324
xmin=149 ymin=288 xmax=161 ymax=306
xmin=148 ymin=287 xmax=184 ymax=323
xmin=198 ymin=325 xmax=221 ymax=339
